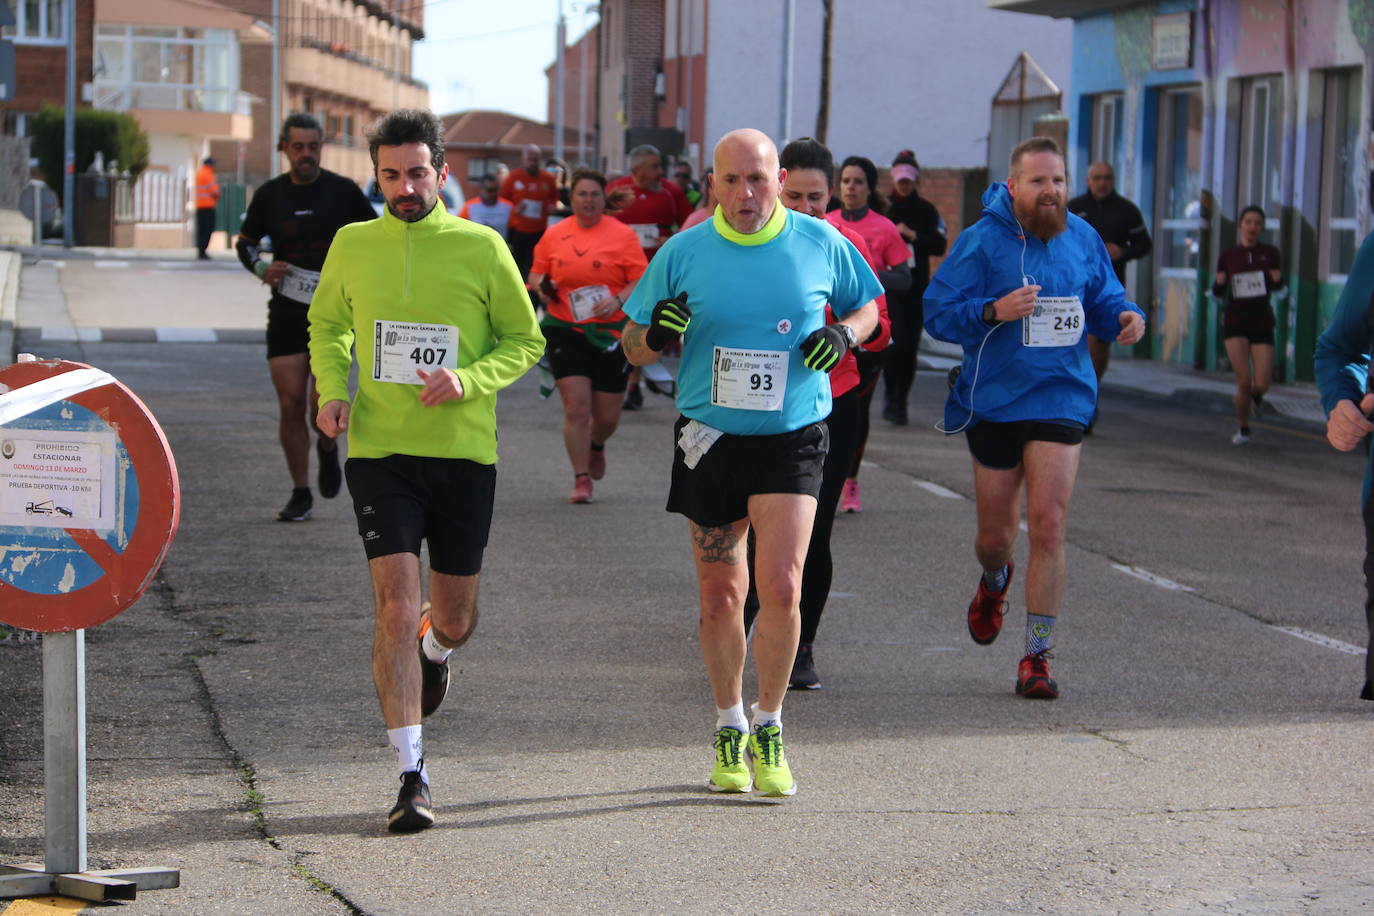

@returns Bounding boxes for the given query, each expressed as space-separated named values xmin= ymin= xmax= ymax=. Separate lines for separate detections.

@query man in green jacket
xmin=309 ymin=109 xmax=544 ymax=832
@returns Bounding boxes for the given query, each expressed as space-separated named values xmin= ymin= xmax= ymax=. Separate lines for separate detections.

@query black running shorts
xmin=266 ymin=299 xmax=310 ymax=359
xmin=542 ymin=325 xmax=631 ymax=393
xmin=344 ymin=455 xmax=496 ymax=576
xmin=666 ymin=414 xmax=828 ymax=527
xmin=965 ymin=419 xmax=1084 ymax=471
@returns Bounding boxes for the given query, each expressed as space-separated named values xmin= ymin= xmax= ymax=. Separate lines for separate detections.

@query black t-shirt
xmin=236 ymin=169 xmax=375 ymax=301
xmin=1067 ymin=190 xmax=1152 ymax=283
xmin=1213 ymin=243 xmax=1283 ymax=317
xmin=886 ymin=192 xmax=947 ymax=291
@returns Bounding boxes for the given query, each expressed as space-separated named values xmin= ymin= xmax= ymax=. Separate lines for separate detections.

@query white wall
xmin=704 ymin=0 xmax=1071 ymax=170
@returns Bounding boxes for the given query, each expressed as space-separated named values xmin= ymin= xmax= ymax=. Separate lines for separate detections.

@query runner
xmin=924 ymin=136 xmax=1145 ymax=700
xmin=883 ymin=150 xmax=947 ymax=426
xmin=681 ymin=167 xmax=716 ymax=230
xmin=501 ymin=143 xmax=560 ymax=282
xmin=1068 ymin=161 xmax=1152 ymax=428
xmin=308 ymin=109 xmax=544 ymax=831
xmin=608 ymin=145 xmax=692 ymax=410
xmin=235 ymin=113 xmax=376 ymax=521
xmin=766 ymin=136 xmax=891 ymax=688
xmin=825 ymin=155 xmax=910 ymax=512
xmin=1314 ymin=229 xmax=1374 ymax=703
xmin=458 ymin=173 xmax=514 ymax=240
xmin=1211 ymin=205 xmax=1283 ymax=444
xmin=621 ymin=128 xmax=880 ymax=796
xmin=527 ymin=168 xmax=648 ymax=503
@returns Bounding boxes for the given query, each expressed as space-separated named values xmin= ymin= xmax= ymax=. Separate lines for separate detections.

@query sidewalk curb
xmin=0 ymin=249 xmax=20 ymax=365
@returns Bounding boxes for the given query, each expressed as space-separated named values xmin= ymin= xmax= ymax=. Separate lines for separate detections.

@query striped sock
xmin=1026 ymin=614 xmax=1055 ymax=656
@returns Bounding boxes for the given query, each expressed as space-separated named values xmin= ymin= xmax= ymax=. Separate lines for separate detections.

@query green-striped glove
xmin=800 ymin=325 xmax=847 ymax=372
xmin=645 ymin=293 xmax=691 ymax=351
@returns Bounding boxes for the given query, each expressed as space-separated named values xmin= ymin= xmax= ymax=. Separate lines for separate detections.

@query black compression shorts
xmin=666 ymin=415 xmax=827 ymax=527
xmin=344 ymin=455 xmax=496 ymax=576
xmin=542 ymin=325 xmax=631 ymax=393
xmin=965 ymin=420 xmax=1084 ymax=470
xmin=266 ymin=299 xmax=310 ymax=359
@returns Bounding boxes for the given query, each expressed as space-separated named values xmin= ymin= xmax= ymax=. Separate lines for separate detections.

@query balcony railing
xmin=94 ymin=83 xmax=254 ymax=116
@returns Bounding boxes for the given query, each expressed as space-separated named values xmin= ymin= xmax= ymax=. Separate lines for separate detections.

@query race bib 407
xmin=372 ymin=320 xmax=459 ymax=384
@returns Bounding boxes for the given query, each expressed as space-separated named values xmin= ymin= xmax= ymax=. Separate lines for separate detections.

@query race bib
xmin=1021 ymin=296 xmax=1084 ymax=348
xmin=278 ymin=266 xmax=320 ymax=305
xmin=372 ymin=320 xmax=458 ymax=385
xmin=1231 ymin=270 xmax=1267 ymax=299
xmin=520 ymin=198 xmax=544 ymax=220
xmin=711 ymin=347 xmax=787 ymax=411
xmin=631 ymin=223 xmax=661 ymax=248
xmin=568 ymin=284 xmax=612 ymax=322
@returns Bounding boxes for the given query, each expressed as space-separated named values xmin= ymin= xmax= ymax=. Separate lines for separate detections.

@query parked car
xmin=19 ymin=180 xmax=63 ymax=239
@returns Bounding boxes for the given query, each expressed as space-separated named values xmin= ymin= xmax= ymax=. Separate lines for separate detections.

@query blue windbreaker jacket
xmin=1315 ymin=230 xmax=1374 ymax=504
xmin=924 ymin=183 xmax=1146 ymax=432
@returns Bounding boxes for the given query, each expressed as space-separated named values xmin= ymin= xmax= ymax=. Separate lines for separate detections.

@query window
xmin=1237 ymin=75 xmax=1283 ymax=242
xmin=467 ymin=157 xmax=501 ymax=181
xmin=3 ymin=0 xmax=64 ymax=43
xmin=93 ymin=25 xmax=240 ymax=114
xmin=1156 ymin=87 xmax=1204 ymax=273
xmin=1320 ymin=68 xmax=1361 ymax=281
xmin=1091 ymin=93 xmax=1125 ymax=182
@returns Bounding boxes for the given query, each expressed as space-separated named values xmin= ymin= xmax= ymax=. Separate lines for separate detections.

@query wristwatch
xmin=837 ymin=323 xmax=859 ymax=350
xmin=982 ymin=302 xmax=998 ymax=324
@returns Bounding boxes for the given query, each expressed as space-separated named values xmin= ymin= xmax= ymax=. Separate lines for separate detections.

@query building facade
xmin=208 ymin=0 xmax=429 ymax=187
xmin=997 ymin=0 xmax=1370 ymax=381
xmin=441 ymin=109 xmax=587 ymax=202
xmin=0 ymin=0 xmax=95 ymax=139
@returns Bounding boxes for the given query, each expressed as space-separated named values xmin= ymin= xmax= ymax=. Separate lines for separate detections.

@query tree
xmin=30 ymin=106 xmax=150 ymax=202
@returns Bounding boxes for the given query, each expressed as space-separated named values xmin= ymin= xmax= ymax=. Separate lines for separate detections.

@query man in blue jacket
xmin=924 ymin=136 xmax=1146 ymax=699
xmin=1314 ymin=230 xmax=1374 ymax=703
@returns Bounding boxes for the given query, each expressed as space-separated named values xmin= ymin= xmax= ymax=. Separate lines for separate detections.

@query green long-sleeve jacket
xmin=309 ymin=201 xmax=543 ymax=464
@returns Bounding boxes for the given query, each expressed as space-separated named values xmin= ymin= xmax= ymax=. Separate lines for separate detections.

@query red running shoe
xmin=588 ymin=447 xmax=606 ymax=481
xmin=1016 ymin=651 xmax=1058 ymax=700
xmin=569 ymin=474 xmax=593 ymax=504
xmin=967 ymin=561 xmax=1013 ymax=645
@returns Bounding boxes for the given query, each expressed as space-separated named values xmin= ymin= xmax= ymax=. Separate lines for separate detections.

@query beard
xmin=1015 ymin=193 xmax=1067 ymax=242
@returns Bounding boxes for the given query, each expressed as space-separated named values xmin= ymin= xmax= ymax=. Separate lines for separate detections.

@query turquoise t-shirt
xmin=623 ymin=204 xmax=882 ymax=436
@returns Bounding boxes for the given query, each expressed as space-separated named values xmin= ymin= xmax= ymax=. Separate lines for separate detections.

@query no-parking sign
xmin=0 ymin=359 xmax=179 ymax=632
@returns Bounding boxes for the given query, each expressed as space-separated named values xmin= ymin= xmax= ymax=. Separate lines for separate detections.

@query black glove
xmin=645 ymin=293 xmax=691 ymax=351
xmin=800 ymin=325 xmax=847 ymax=372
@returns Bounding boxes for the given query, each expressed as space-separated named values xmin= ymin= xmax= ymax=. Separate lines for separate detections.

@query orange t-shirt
xmin=532 ymin=215 xmax=648 ymax=332
xmin=500 ymin=168 xmax=560 ymax=234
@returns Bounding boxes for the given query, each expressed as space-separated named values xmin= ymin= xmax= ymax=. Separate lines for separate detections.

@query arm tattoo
xmin=622 ymin=322 xmax=646 ymax=356
xmin=690 ymin=522 xmax=742 ymax=565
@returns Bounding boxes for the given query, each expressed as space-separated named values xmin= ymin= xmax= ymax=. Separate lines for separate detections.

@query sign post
xmin=0 ymin=356 xmax=181 ymax=903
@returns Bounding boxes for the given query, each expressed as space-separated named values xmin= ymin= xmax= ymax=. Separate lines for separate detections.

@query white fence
xmin=130 ymin=167 xmax=187 ymax=224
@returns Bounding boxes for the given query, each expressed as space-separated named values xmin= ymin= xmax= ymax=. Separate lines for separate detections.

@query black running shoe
xmin=387 ymin=768 xmax=434 ymax=833
xmin=623 ymin=384 xmax=643 ymax=410
xmin=1361 ymin=679 xmax=1373 ymax=702
xmin=277 ymin=488 xmax=313 ymax=522
xmin=789 ymin=642 xmax=821 ymax=690
xmin=317 ymin=441 xmax=342 ymax=499
xmin=418 ymin=606 xmax=450 ymax=718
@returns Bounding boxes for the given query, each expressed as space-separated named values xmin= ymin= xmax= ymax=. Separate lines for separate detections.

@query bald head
xmin=1087 ymin=161 xmax=1114 ymax=200
xmin=711 ymin=129 xmax=784 ymax=234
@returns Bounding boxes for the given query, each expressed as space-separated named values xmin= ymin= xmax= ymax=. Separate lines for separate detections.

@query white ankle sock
xmin=422 ymin=627 xmax=452 ymax=663
xmin=715 ymin=702 xmax=748 ymax=733
xmin=751 ymin=702 xmax=782 ymax=732
xmin=388 ymin=725 xmax=428 ymax=782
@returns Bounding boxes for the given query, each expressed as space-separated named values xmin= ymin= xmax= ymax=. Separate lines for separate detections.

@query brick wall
xmin=878 ymin=166 xmax=989 ymax=273
xmin=624 ymin=0 xmax=662 ymax=131
xmin=1 ymin=0 xmax=95 ymax=117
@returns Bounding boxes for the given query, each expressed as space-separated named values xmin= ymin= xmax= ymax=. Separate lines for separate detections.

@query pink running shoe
xmin=840 ymin=478 xmax=861 ymax=513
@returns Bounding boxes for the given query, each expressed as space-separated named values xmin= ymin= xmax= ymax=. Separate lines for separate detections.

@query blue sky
xmin=413 ymin=0 xmax=598 ymax=121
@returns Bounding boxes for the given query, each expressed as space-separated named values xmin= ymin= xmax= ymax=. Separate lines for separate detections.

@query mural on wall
xmin=1112 ymin=4 xmax=1154 ymax=201
xmin=1350 ymin=0 xmax=1373 ymax=235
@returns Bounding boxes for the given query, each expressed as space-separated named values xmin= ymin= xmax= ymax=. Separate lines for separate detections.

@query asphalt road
xmin=2 ymin=259 xmax=1372 ymax=913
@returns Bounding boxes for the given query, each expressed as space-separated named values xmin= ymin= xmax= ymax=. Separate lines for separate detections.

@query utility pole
xmin=271 ymin=0 xmax=281 ymax=171
xmin=61 ymin=0 xmax=73 ymax=248
xmin=780 ymin=0 xmax=794 ymax=143
xmin=554 ymin=0 xmax=566 ymax=166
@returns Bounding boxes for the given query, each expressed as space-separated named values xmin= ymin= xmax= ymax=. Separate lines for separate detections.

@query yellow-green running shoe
xmin=708 ymin=726 xmax=752 ymax=793
xmin=749 ymin=724 xmax=796 ymax=797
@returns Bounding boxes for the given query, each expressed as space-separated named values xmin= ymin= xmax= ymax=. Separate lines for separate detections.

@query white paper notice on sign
xmin=0 ymin=428 xmax=118 ymax=530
